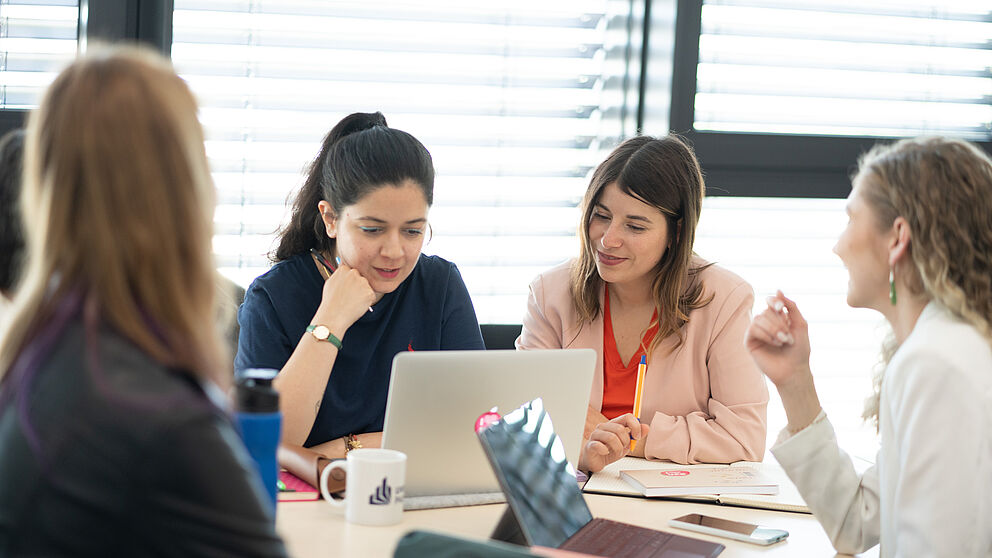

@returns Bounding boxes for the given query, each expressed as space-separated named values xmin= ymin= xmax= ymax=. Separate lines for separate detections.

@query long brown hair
xmin=570 ymin=135 xmax=713 ymax=354
xmin=0 ymin=46 xmax=225 ymax=388
xmin=859 ymin=136 xmax=992 ymax=425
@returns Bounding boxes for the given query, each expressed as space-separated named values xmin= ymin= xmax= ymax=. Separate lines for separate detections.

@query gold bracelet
xmin=344 ymin=433 xmax=362 ymax=455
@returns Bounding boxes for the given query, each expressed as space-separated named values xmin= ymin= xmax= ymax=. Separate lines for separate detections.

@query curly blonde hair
xmin=859 ymin=137 xmax=992 ymax=425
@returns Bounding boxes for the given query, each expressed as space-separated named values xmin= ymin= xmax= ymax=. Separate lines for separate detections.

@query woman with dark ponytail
xmin=236 ymin=112 xmax=484 ymax=456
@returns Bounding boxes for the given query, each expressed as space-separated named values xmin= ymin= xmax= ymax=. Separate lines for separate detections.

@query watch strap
xmin=306 ymin=324 xmax=343 ymax=350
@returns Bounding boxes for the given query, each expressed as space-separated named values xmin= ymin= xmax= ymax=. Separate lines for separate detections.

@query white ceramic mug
xmin=321 ymin=448 xmax=406 ymax=526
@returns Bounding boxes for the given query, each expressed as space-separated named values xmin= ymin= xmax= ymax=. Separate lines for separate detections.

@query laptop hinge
xmin=490 ymin=507 xmax=528 ymax=547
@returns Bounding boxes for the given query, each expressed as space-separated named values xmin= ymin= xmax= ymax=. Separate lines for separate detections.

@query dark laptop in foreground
xmin=476 ymin=398 xmax=724 ymax=558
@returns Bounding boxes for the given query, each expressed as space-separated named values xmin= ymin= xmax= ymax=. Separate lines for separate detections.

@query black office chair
xmin=480 ymin=324 xmax=522 ymax=350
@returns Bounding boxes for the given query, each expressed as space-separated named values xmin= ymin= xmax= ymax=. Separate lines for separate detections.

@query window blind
xmin=696 ymin=196 xmax=884 ymax=458
xmin=171 ymin=0 xmax=639 ymax=323
xmin=0 ymin=0 xmax=78 ymax=109
xmin=694 ymin=0 xmax=992 ymax=139
xmin=687 ymin=0 xmax=991 ymax=455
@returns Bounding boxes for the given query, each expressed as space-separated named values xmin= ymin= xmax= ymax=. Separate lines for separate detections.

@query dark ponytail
xmin=272 ymin=111 xmax=434 ymax=262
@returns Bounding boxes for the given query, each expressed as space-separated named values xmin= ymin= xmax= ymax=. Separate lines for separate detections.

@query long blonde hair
xmin=0 ymin=46 xmax=226 ymax=389
xmin=570 ymin=135 xmax=713 ymax=355
xmin=860 ymin=137 xmax=992 ymax=425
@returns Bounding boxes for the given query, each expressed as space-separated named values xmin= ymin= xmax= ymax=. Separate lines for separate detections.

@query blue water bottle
xmin=235 ymin=368 xmax=281 ymax=513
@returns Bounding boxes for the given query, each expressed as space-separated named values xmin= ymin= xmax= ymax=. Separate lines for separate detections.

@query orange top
xmin=601 ymin=288 xmax=658 ymax=419
xmin=518 ymin=258 xmax=770 ymax=464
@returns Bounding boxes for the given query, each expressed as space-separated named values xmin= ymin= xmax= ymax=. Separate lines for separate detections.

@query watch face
xmin=313 ymin=325 xmax=331 ymax=340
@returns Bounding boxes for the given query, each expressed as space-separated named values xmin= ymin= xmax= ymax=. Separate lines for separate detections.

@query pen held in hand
xmin=310 ymin=248 xmax=374 ymax=313
xmin=767 ymin=297 xmax=785 ymax=314
xmin=630 ymin=354 xmax=647 ymax=452
xmin=310 ymin=248 xmax=336 ymax=273
xmin=765 ymin=293 xmax=794 ymax=346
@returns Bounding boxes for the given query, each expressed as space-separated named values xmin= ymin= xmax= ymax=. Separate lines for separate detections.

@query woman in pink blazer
xmin=517 ymin=135 xmax=768 ymax=472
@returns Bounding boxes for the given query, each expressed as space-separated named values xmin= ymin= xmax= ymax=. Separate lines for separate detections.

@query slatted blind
xmin=695 ymin=0 xmax=992 ymax=139
xmin=696 ymin=196 xmax=885 ymax=458
xmin=692 ymin=0 xmax=992 ymax=458
xmin=170 ymin=0 xmax=638 ymax=324
xmin=0 ymin=0 xmax=78 ymax=109
xmin=2 ymin=1 xmax=897 ymax=458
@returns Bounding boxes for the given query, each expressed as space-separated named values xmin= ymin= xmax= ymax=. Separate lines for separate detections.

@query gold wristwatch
xmin=306 ymin=324 xmax=342 ymax=350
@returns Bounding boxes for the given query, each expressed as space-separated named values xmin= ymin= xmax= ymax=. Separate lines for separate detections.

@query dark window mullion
xmin=79 ymin=0 xmax=173 ymax=55
xmin=669 ymin=0 xmax=992 ymax=199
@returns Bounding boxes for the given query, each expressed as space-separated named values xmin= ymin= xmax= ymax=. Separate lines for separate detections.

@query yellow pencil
xmin=630 ymin=354 xmax=646 ymax=452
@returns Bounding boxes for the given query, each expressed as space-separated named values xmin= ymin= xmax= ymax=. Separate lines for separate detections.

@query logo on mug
xmin=369 ymin=477 xmax=392 ymax=505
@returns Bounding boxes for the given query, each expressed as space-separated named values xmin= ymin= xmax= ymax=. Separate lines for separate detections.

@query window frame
xmin=0 ymin=110 xmax=27 ymax=134
xmin=0 ymin=0 xmax=172 ymax=136
xmin=3 ymin=0 xmax=990 ymax=192
xmin=670 ymin=0 xmax=992 ymax=199
xmin=79 ymin=0 xmax=173 ymax=53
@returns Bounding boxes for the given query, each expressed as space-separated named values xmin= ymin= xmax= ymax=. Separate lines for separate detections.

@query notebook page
xmin=583 ymin=457 xmax=809 ymax=513
xmin=716 ymin=460 xmax=810 ymax=513
xmin=582 ymin=457 xmax=728 ymax=498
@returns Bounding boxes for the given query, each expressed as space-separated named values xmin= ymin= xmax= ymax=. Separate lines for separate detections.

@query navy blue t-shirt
xmin=235 ymin=252 xmax=484 ymax=447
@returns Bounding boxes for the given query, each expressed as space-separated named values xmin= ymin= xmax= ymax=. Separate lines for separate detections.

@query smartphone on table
xmin=668 ymin=513 xmax=788 ymax=546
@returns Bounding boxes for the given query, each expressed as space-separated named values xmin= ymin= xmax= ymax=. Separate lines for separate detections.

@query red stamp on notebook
xmin=660 ymin=470 xmax=690 ymax=476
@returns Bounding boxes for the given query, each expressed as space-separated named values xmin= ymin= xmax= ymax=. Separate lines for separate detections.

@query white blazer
xmin=772 ymin=302 xmax=992 ymax=557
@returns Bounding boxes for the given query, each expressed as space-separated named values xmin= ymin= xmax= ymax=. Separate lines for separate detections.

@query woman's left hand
xmin=578 ymin=414 xmax=649 ymax=473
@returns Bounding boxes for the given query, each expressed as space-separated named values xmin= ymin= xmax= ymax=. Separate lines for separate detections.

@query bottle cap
xmin=235 ymin=368 xmax=280 ymax=413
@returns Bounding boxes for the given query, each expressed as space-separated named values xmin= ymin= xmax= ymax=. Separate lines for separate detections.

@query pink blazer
xmin=516 ymin=258 xmax=768 ymax=464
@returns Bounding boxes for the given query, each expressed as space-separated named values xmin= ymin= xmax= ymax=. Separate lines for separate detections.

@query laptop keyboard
xmin=560 ymin=518 xmax=678 ymax=558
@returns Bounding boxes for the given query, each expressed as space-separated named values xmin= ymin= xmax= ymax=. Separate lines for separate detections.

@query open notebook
xmin=582 ymin=457 xmax=810 ymax=514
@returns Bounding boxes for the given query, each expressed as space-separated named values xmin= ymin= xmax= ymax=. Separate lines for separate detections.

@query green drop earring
xmin=889 ymin=268 xmax=897 ymax=305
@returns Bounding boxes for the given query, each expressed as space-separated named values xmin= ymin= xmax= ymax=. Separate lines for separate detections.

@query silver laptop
xmin=382 ymin=349 xmax=595 ymax=508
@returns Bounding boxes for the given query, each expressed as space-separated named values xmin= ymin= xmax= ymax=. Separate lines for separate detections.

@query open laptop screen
xmin=384 ymin=349 xmax=596 ymax=502
xmin=477 ymin=398 xmax=593 ymax=548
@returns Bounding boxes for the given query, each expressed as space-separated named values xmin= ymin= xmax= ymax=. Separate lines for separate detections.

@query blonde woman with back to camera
xmin=746 ymin=137 xmax=992 ymax=557
xmin=0 ymin=47 xmax=287 ymax=556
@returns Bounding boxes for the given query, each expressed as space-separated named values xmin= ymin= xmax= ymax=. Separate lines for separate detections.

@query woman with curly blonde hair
xmin=746 ymin=136 xmax=992 ymax=557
